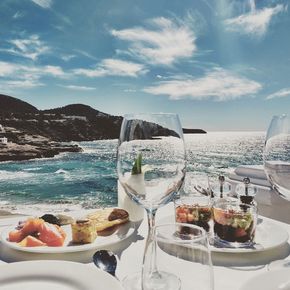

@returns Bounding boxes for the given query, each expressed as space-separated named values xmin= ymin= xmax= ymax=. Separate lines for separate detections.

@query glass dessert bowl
xmin=212 ymin=199 xmax=257 ymax=247
xmin=175 ymin=195 xmax=212 ymax=232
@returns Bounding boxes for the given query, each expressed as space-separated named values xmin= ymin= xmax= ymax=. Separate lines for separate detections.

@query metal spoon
xmin=93 ymin=250 xmax=118 ymax=277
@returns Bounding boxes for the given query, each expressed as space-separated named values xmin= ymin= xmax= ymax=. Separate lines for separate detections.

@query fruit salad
xmin=175 ymin=204 xmax=212 ymax=232
xmin=8 ymin=218 xmax=66 ymax=247
xmin=213 ymin=205 xmax=256 ymax=244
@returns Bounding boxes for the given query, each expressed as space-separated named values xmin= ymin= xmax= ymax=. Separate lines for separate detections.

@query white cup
xmin=118 ymin=180 xmax=144 ymax=223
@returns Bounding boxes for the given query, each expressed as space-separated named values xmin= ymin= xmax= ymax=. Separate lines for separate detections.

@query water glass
xmin=152 ymin=223 xmax=214 ymax=290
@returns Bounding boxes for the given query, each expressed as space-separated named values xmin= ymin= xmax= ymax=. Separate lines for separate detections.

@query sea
xmin=0 ymin=132 xmax=265 ymax=215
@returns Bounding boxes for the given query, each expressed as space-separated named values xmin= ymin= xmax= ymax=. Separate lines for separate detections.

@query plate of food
xmin=157 ymin=215 xmax=289 ymax=253
xmin=0 ymin=260 xmax=123 ymax=290
xmin=209 ymin=218 xmax=289 ymax=253
xmin=0 ymin=208 xmax=135 ymax=253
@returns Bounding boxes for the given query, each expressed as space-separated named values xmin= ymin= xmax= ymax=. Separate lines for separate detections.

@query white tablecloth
xmin=0 ymin=204 xmax=290 ymax=290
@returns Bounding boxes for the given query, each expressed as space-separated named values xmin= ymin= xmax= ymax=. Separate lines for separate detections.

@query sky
xmin=0 ymin=0 xmax=289 ymax=131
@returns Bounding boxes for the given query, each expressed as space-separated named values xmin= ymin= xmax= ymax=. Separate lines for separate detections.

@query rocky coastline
xmin=0 ymin=142 xmax=81 ymax=162
xmin=0 ymin=94 xmax=206 ymax=162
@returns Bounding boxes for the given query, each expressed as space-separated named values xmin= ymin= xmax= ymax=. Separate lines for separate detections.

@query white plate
xmin=0 ymin=260 xmax=123 ymax=290
xmin=240 ymin=269 xmax=290 ymax=290
xmin=210 ymin=218 xmax=289 ymax=253
xmin=158 ymin=216 xmax=289 ymax=253
xmin=1 ymin=221 xmax=134 ymax=253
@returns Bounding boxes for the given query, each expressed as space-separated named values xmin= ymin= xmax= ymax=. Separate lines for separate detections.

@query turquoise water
xmin=0 ymin=132 xmax=265 ymax=213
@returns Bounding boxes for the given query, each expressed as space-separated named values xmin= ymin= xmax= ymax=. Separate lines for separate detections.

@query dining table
xmin=0 ymin=202 xmax=290 ymax=290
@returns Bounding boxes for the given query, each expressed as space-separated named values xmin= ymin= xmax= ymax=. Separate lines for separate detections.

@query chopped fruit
xmin=176 ymin=212 xmax=188 ymax=223
xmin=235 ymin=228 xmax=247 ymax=238
xmin=20 ymin=218 xmax=44 ymax=236
xmin=213 ymin=208 xmax=230 ymax=225
xmin=38 ymin=222 xmax=66 ymax=247
xmin=18 ymin=235 xmax=47 ymax=247
xmin=175 ymin=205 xmax=212 ymax=232
xmin=8 ymin=218 xmax=66 ymax=247
xmin=8 ymin=229 xmax=25 ymax=243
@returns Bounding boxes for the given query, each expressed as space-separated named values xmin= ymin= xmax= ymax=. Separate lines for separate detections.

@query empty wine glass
xmin=264 ymin=114 xmax=290 ymax=270
xmin=183 ymin=171 xmax=211 ymax=196
xmin=117 ymin=113 xmax=186 ymax=290
xmin=263 ymin=114 xmax=290 ymax=200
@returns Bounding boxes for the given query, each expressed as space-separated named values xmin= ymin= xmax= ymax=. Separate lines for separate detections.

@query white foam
xmin=55 ymin=169 xmax=68 ymax=175
xmin=23 ymin=167 xmax=42 ymax=172
xmin=0 ymin=202 xmax=85 ymax=217
xmin=0 ymin=170 xmax=35 ymax=181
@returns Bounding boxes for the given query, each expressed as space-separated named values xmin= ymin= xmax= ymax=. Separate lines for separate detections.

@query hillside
xmin=0 ymin=94 xmax=206 ymax=161
xmin=42 ymin=104 xmax=110 ymax=119
xmin=0 ymin=95 xmax=123 ymax=142
xmin=0 ymin=94 xmax=38 ymax=114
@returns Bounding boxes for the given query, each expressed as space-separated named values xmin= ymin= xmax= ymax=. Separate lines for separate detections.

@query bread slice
xmin=87 ymin=208 xmax=129 ymax=232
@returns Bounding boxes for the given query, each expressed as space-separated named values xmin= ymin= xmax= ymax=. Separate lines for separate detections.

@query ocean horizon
xmin=0 ymin=131 xmax=265 ymax=215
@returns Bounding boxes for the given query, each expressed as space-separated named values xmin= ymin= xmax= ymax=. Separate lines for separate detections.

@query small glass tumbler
xmin=175 ymin=195 xmax=212 ymax=233
xmin=212 ymin=199 xmax=257 ymax=248
xmin=153 ymin=223 xmax=214 ymax=290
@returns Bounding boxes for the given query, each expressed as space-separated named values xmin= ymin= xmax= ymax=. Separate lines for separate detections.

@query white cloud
xmin=13 ymin=11 xmax=24 ymax=19
xmin=61 ymin=54 xmax=76 ymax=62
xmin=144 ymin=68 xmax=262 ymax=101
xmin=266 ymin=88 xmax=290 ymax=100
xmin=124 ymin=88 xmax=137 ymax=93
xmin=31 ymin=0 xmax=53 ymax=9
xmin=0 ymin=61 xmax=66 ymax=90
xmin=60 ymin=85 xmax=96 ymax=91
xmin=73 ymin=59 xmax=147 ymax=78
xmin=111 ymin=16 xmax=196 ymax=66
xmin=74 ymin=49 xmax=98 ymax=61
xmin=0 ymin=62 xmax=17 ymax=76
xmin=43 ymin=65 xmax=65 ymax=77
xmin=4 ymin=79 xmax=43 ymax=89
xmin=225 ymin=4 xmax=286 ymax=36
xmin=4 ymin=34 xmax=50 ymax=61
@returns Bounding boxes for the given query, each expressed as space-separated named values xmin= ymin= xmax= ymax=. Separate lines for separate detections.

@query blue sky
xmin=0 ymin=0 xmax=289 ymax=131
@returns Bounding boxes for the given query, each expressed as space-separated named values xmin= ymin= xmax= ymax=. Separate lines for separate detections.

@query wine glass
xmin=263 ymin=114 xmax=290 ymax=270
xmin=183 ymin=171 xmax=211 ymax=196
xmin=263 ymin=114 xmax=290 ymax=200
xmin=117 ymin=113 xmax=186 ymax=289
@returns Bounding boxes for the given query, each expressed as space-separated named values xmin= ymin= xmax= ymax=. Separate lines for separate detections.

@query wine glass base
xmin=267 ymin=259 xmax=290 ymax=271
xmin=122 ymin=271 xmax=181 ymax=290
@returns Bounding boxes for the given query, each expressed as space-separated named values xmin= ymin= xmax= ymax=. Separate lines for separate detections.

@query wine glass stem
xmin=142 ymin=209 xmax=158 ymax=290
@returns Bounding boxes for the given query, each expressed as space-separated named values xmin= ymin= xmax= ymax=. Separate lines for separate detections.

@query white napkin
xmin=234 ymin=165 xmax=267 ymax=179
xmin=229 ymin=165 xmax=271 ymax=188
